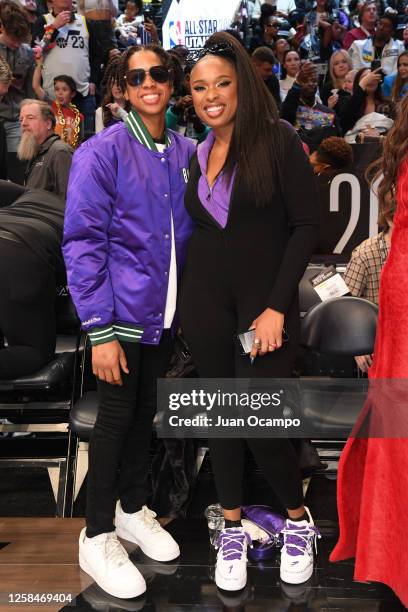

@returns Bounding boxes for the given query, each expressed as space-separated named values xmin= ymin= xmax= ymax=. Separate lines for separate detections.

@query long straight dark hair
xmin=199 ymin=31 xmax=283 ymax=207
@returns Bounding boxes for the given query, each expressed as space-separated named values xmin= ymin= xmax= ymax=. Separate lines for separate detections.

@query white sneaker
xmin=115 ymin=502 xmax=180 ymax=562
xmin=78 ymin=528 xmax=146 ymax=599
xmin=280 ymin=507 xmax=321 ymax=585
xmin=214 ymin=527 xmax=251 ymax=591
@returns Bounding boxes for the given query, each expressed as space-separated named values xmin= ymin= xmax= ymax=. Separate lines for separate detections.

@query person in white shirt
xmin=280 ymin=49 xmax=300 ymax=101
xmin=348 ymin=14 xmax=404 ymax=75
xmin=276 ymin=0 xmax=297 ymax=18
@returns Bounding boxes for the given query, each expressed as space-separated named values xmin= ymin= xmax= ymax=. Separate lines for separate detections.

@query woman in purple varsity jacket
xmin=62 ymin=45 xmax=195 ymax=600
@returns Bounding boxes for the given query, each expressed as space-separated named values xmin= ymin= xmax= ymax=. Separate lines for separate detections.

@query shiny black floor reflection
xmin=61 ymin=519 xmax=405 ymax=611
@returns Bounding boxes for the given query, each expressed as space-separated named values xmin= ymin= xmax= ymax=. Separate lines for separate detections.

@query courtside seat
xmin=300 ymin=296 xmax=378 ymax=469
xmin=301 ymin=296 xmax=378 ymax=356
xmin=0 ymin=287 xmax=81 ymax=393
xmin=0 ymin=288 xmax=82 ymax=516
xmin=69 ymin=390 xmax=98 ymax=440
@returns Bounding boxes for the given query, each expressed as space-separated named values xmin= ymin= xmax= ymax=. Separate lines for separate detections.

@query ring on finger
xmin=254 ymin=338 xmax=261 ymax=346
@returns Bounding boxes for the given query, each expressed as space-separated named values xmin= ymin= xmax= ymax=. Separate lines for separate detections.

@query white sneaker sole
xmin=116 ymin=525 xmax=180 ymax=562
xmin=280 ymin=563 xmax=314 ymax=585
xmin=79 ymin=552 xmax=146 ymax=599
xmin=215 ymin=569 xmax=247 ymax=592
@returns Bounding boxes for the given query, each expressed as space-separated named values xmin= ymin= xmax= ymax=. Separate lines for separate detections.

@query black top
xmin=0 ymin=188 xmax=66 ymax=278
xmin=183 ymin=121 xmax=320 ymax=318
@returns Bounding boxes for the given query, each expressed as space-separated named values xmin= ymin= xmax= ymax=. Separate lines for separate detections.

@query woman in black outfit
xmin=179 ymin=32 xmax=320 ymax=592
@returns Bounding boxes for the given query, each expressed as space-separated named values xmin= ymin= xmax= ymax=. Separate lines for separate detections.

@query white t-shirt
xmin=156 ymin=142 xmax=177 ymax=329
xmin=43 ymin=13 xmax=90 ymax=98
xmin=276 ymin=0 xmax=296 ymax=15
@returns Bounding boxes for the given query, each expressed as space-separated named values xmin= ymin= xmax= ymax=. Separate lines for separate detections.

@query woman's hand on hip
xmin=249 ymin=308 xmax=285 ymax=358
xmin=92 ymin=339 xmax=129 ymax=385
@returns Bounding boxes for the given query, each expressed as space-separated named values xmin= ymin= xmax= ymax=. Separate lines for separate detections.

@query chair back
xmin=301 ymin=296 xmax=378 ymax=356
xmin=55 ymin=286 xmax=79 ymax=334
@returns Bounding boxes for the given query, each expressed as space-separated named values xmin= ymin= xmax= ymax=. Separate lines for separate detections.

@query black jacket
xmin=0 ymin=186 xmax=65 ymax=277
xmin=25 ymin=134 xmax=73 ymax=199
xmin=181 ymin=121 xmax=319 ymax=328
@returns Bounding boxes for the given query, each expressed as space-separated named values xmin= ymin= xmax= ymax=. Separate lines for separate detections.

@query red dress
xmin=330 ymin=159 xmax=408 ymax=606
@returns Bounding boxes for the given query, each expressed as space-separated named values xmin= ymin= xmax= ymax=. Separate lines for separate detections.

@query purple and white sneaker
xmin=215 ymin=527 xmax=252 ymax=591
xmin=280 ymin=507 xmax=321 ymax=585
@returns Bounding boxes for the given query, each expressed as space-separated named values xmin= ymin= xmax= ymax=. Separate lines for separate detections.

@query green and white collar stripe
xmin=125 ymin=108 xmax=171 ymax=152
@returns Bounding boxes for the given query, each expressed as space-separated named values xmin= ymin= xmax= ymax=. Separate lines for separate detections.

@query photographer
xmin=33 ymin=0 xmax=100 ymax=137
xmin=281 ymin=60 xmax=339 ymax=150
xmin=340 ymin=67 xmax=394 ymax=140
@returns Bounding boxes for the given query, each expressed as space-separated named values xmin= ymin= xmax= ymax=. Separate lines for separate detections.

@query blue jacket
xmin=63 ymin=113 xmax=196 ymax=346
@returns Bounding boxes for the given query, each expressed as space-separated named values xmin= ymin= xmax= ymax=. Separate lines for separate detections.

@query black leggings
xmin=0 ymin=239 xmax=56 ymax=379
xmin=86 ymin=333 xmax=174 ymax=538
xmin=180 ymin=290 xmax=304 ymax=511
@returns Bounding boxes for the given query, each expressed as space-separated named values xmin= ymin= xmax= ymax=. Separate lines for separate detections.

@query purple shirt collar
xmin=197 ymin=131 xmax=235 ymax=229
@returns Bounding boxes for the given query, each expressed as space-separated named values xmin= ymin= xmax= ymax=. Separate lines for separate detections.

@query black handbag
xmin=166 ymin=332 xmax=196 ymax=378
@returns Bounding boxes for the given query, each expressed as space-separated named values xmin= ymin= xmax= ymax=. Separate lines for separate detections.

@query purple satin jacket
xmin=63 ymin=121 xmax=195 ymax=345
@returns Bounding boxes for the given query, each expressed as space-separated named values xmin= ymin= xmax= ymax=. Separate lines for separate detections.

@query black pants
xmin=86 ymin=332 xmax=174 ymax=538
xmin=180 ymin=287 xmax=304 ymax=512
xmin=0 ymin=239 xmax=56 ymax=379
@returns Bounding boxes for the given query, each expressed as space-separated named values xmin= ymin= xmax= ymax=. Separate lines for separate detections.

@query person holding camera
xmin=340 ymin=67 xmax=394 ymax=141
xmin=349 ymin=14 xmax=404 ymax=75
xmin=33 ymin=0 xmax=100 ymax=137
xmin=281 ymin=60 xmax=339 ymax=151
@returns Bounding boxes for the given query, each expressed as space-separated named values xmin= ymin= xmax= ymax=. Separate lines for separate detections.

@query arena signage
xmin=315 ymin=143 xmax=382 ymax=257
xmin=162 ymin=0 xmax=239 ymax=50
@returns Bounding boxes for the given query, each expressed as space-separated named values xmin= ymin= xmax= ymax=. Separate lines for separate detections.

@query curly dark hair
xmin=315 ymin=137 xmax=353 ymax=170
xmin=100 ymin=56 xmax=130 ymax=128
xmin=368 ymin=95 xmax=408 ymax=227
xmin=0 ymin=0 xmax=31 ymax=44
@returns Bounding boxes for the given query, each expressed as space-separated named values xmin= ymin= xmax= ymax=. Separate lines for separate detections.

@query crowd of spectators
xmin=0 ymin=0 xmax=407 ymax=178
xmin=0 ymin=0 xmax=406 ymax=378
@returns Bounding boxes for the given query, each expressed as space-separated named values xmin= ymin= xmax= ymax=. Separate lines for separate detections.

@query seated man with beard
xmin=0 ymin=187 xmax=66 ymax=379
xmin=17 ymin=99 xmax=72 ymax=199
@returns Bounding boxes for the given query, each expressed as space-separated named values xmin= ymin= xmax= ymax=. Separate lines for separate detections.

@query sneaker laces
xmin=139 ymin=505 xmax=163 ymax=534
xmin=281 ymin=522 xmax=321 ymax=557
xmin=96 ymin=533 xmax=129 ymax=568
xmin=215 ymin=529 xmax=252 ymax=561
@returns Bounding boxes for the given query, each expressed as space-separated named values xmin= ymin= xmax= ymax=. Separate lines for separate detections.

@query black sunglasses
xmin=124 ymin=65 xmax=172 ymax=87
xmin=187 ymin=42 xmax=235 ymax=67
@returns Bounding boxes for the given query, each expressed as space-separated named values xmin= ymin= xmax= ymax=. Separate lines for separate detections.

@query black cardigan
xmin=182 ymin=121 xmax=320 ymax=318
xmin=339 ymin=85 xmax=367 ymax=135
